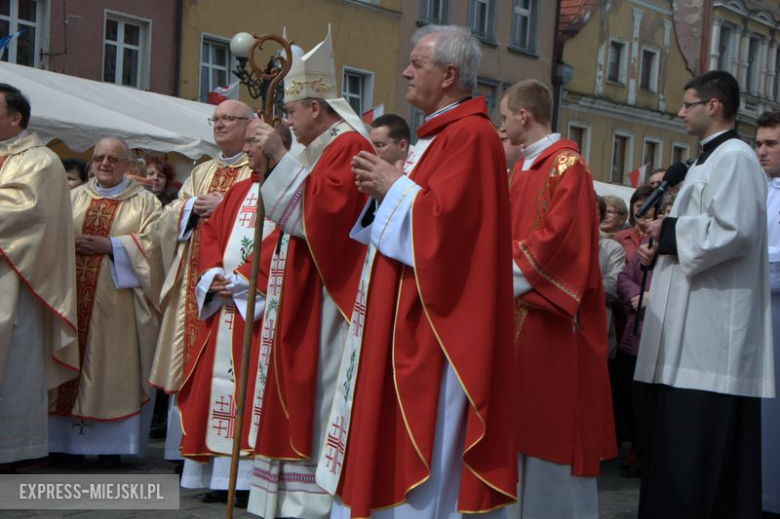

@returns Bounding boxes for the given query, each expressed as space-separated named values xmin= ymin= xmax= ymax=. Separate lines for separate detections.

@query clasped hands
xmin=352 ymin=152 xmax=404 ymax=202
xmin=75 ymin=235 xmax=112 ymax=255
xmin=208 ymin=274 xmax=232 ymax=299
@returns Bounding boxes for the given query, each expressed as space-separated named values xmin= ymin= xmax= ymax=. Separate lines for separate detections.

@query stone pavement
xmin=3 ymin=439 xmax=639 ymax=518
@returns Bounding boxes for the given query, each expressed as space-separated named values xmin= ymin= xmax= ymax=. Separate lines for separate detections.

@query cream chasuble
xmin=0 ymin=132 xmax=79 ymax=463
xmin=150 ymin=155 xmax=251 ymax=392
xmin=49 ymin=179 xmax=162 ymax=455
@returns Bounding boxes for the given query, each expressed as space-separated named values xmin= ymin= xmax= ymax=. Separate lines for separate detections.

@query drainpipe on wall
xmin=551 ymin=0 xmax=563 ymax=132
xmin=173 ymin=0 xmax=183 ymax=97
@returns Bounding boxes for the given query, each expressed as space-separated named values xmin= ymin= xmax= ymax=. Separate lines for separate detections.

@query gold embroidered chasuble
xmin=149 ymin=155 xmax=251 ymax=392
xmin=53 ymin=180 xmax=163 ymax=420
xmin=0 ymin=132 xmax=79 ymax=389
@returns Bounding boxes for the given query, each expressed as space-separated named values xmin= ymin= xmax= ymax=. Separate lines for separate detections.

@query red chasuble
xmin=511 ymin=140 xmax=617 ymax=476
xmin=337 ymin=97 xmax=517 ymax=515
xmin=254 ymin=133 xmax=371 ymax=459
xmin=178 ymin=173 xmax=278 ymax=460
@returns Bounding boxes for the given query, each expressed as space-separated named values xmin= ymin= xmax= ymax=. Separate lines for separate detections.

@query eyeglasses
xmin=681 ymin=100 xmax=710 ymax=111
xmin=92 ymin=155 xmax=124 ymax=165
xmin=208 ymin=115 xmax=250 ymax=125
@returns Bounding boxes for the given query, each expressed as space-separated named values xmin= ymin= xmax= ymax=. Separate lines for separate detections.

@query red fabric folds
xmin=338 ymin=97 xmax=517 ymax=515
xmin=511 ymin=140 xmax=617 ymax=476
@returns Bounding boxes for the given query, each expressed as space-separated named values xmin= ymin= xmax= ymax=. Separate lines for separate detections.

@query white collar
xmin=0 ymin=129 xmax=28 ymax=145
xmin=424 ymin=98 xmax=468 ymax=122
xmin=520 ymin=134 xmax=561 ymax=170
xmin=94 ymin=176 xmax=130 ymax=198
xmin=700 ymin=129 xmax=731 ymax=147
xmin=218 ymin=151 xmax=245 ymax=165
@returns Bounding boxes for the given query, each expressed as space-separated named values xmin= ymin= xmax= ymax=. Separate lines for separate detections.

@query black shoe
xmin=198 ymin=490 xmax=228 ymax=503
xmin=50 ymin=453 xmax=85 ymax=465
xmin=96 ymin=454 xmax=121 ymax=469
xmin=234 ymin=490 xmax=249 ymax=508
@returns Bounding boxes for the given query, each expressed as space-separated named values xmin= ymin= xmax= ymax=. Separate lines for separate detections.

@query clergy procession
xmin=1 ymin=20 xmax=779 ymax=519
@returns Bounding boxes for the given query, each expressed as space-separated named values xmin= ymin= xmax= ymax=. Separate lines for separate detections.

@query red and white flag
xmin=627 ymin=163 xmax=649 ymax=188
xmin=361 ymin=103 xmax=384 ymax=124
xmin=207 ymin=82 xmax=239 ymax=105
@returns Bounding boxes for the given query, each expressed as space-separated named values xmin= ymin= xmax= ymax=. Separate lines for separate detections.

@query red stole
xmin=511 ymin=139 xmax=617 ymax=475
xmin=178 ymin=174 xmax=278 ymax=459
xmin=337 ymin=97 xmax=517 ymax=515
xmin=254 ymin=132 xmax=371 ymax=460
xmin=55 ymin=198 xmax=120 ymax=415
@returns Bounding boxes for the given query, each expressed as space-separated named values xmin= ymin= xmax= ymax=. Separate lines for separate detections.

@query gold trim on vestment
xmin=408 ymin=194 xmax=517 ymax=502
xmin=518 ymin=241 xmax=581 ymax=303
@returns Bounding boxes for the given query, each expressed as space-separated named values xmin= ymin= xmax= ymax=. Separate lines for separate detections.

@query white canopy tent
xmin=1 ymin=60 xmax=219 ymax=160
xmin=594 ymin=180 xmax=635 ymax=208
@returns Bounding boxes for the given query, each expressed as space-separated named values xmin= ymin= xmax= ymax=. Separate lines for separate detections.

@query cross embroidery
xmin=352 ymin=284 xmax=367 ymax=338
xmin=223 ymin=306 xmax=235 ymax=330
xmin=329 ymin=127 xmax=341 ymax=137
xmin=324 ymin=416 xmax=348 ymax=473
xmin=268 ymin=256 xmax=285 ymax=296
xmin=260 ymin=318 xmax=275 ymax=366
xmin=252 ymin=393 xmax=263 ymax=428
xmin=211 ymin=395 xmax=236 ymax=439
xmin=238 ymin=192 xmax=258 ymax=228
xmin=71 ymin=419 xmax=92 ymax=435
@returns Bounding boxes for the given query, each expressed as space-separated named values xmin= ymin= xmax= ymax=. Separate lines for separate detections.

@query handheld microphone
xmin=636 ymin=162 xmax=688 ymax=218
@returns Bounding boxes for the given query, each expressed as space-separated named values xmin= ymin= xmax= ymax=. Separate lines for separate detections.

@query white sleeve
xmin=370 ymin=176 xmax=421 ymax=267
xmin=769 ymin=246 xmax=780 ymax=293
xmin=349 ymin=199 xmax=376 ymax=245
xmin=513 ymin=260 xmax=532 ymax=297
xmin=196 ymin=267 xmax=227 ymax=320
xmin=108 ymin=237 xmax=141 ymax=289
xmin=178 ymin=198 xmax=197 ymax=241
xmin=227 ymin=273 xmax=266 ymax=323
xmin=261 ymin=152 xmax=309 ymax=238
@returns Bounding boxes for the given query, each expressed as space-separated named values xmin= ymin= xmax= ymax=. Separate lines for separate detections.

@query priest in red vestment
xmin=322 ymin=25 xmax=517 ymax=518
xmin=177 ymin=119 xmax=286 ymax=506
xmin=244 ymin=27 xmax=373 ymax=519
xmin=500 ymin=79 xmax=616 ymax=519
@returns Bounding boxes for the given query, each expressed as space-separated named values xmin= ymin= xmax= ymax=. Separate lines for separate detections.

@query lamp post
xmin=230 ymin=31 xmax=303 ymax=115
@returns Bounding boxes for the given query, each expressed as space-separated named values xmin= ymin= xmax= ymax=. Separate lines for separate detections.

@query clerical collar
xmin=0 ymin=129 xmax=28 ymax=145
xmin=424 ymin=97 xmax=470 ymax=123
xmin=767 ymin=174 xmax=780 ymax=189
xmin=696 ymin=128 xmax=738 ymax=165
xmin=219 ymin=151 xmax=245 ymax=165
xmin=520 ymin=133 xmax=561 ymax=170
xmin=94 ymin=176 xmax=130 ymax=198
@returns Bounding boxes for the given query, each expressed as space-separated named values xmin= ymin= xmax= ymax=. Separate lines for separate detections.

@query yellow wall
xmin=560 ymin=0 xmax=698 ymax=184
xmin=178 ymin=0 xmax=401 ymax=113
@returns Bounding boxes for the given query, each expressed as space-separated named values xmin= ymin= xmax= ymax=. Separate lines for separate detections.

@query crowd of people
xmin=0 ymin=23 xmax=778 ymax=519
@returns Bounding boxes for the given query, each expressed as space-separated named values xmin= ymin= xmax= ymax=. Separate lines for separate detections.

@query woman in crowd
xmin=145 ymin=156 xmax=177 ymax=206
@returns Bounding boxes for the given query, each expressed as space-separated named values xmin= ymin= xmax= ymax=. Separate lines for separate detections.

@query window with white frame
xmin=568 ymin=122 xmax=590 ymax=162
xmin=511 ymin=0 xmax=537 ymax=53
xmin=200 ymin=36 xmax=233 ymax=102
xmin=342 ymin=67 xmax=373 ymax=116
xmin=672 ymin=142 xmax=689 ymax=164
xmin=717 ymin=23 xmax=736 ymax=73
xmin=611 ymin=132 xmax=631 ymax=184
xmin=419 ymin=0 xmax=450 ymax=25
xmin=607 ymin=39 xmax=627 ymax=85
xmin=0 ymin=0 xmax=46 ymax=67
xmin=642 ymin=137 xmax=662 ymax=174
xmin=746 ymin=35 xmax=760 ymax=94
xmin=103 ymin=12 xmax=150 ymax=89
xmin=468 ymin=0 xmax=496 ymax=42
xmin=640 ymin=48 xmax=660 ymax=92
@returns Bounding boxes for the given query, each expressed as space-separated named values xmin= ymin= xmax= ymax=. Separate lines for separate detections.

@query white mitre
xmin=284 ymin=26 xmax=369 ymax=140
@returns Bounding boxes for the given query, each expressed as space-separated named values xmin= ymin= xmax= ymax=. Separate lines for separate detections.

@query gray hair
xmin=412 ymin=25 xmax=481 ymax=93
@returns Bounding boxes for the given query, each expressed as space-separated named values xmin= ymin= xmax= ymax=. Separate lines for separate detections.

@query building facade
xmin=177 ymin=0 xmax=402 ymax=115
xmin=394 ymin=0 xmax=557 ymax=130
xmin=558 ymin=0 xmax=699 ymax=185
xmin=1 ymin=0 xmax=179 ymax=95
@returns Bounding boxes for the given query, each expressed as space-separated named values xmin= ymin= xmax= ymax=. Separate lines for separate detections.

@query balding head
xmin=212 ymin=100 xmax=255 ymax=156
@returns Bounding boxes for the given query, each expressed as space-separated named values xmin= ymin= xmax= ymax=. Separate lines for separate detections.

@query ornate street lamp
xmin=230 ymin=31 xmax=304 ymax=115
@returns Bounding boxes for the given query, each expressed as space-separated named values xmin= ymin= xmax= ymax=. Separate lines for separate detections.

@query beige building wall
xmin=394 ymin=0 xmax=557 ymax=129
xmin=178 ymin=0 xmax=401 ymax=115
xmin=560 ymin=0 xmax=698 ymax=185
